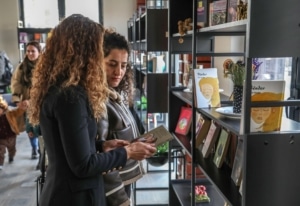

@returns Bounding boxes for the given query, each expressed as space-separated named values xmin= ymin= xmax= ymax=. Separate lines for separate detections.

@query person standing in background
xmin=97 ymin=29 xmax=149 ymax=206
xmin=27 ymin=14 xmax=156 ymax=206
xmin=10 ymin=40 xmax=42 ymax=161
xmin=0 ymin=95 xmax=28 ymax=170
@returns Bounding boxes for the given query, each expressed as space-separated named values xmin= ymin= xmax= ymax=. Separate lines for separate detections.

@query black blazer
xmin=39 ymin=86 xmax=127 ymax=206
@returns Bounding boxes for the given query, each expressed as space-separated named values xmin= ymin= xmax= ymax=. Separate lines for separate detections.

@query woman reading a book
xmin=28 ymin=15 xmax=156 ymax=206
xmin=96 ymin=29 xmax=153 ymax=206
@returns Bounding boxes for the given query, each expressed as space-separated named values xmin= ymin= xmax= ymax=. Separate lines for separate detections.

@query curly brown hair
xmin=28 ymin=14 xmax=108 ymax=124
xmin=103 ymin=28 xmax=135 ymax=106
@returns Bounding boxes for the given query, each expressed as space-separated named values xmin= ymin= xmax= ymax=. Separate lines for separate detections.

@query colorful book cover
xmin=231 ymin=138 xmax=243 ymax=186
xmin=194 ymin=68 xmax=221 ymax=108
xmin=175 ymin=106 xmax=192 ymax=135
xmin=227 ymin=0 xmax=238 ymax=22
xmin=197 ymin=0 xmax=208 ymax=27
xmin=19 ymin=32 xmax=28 ymax=43
xmin=195 ymin=116 xmax=211 ymax=149
xmin=213 ymin=128 xmax=231 ymax=168
xmin=209 ymin=0 xmax=227 ymax=26
xmin=250 ymin=80 xmax=285 ymax=132
xmin=201 ymin=121 xmax=221 ymax=158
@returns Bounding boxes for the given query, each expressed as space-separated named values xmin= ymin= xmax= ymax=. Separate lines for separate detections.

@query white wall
xmin=214 ymin=36 xmax=245 ymax=97
xmin=0 ymin=0 xmax=137 ymax=68
xmin=103 ymin=0 xmax=136 ymax=38
xmin=0 ymin=0 xmax=20 ymax=67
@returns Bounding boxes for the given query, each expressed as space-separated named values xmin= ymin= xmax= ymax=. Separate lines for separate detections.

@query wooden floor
xmin=0 ymin=132 xmax=170 ymax=206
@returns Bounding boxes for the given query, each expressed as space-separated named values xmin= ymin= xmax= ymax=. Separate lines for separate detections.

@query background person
xmin=27 ymin=14 xmax=157 ymax=206
xmin=10 ymin=40 xmax=42 ymax=161
xmin=0 ymin=95 xmax=28 ymax=170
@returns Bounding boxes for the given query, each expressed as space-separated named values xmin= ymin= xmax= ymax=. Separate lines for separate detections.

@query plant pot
xmin=146 ymin=152 xmax=168 ymax=167
xmin=233 ymin=85 xmax=243 ymax=113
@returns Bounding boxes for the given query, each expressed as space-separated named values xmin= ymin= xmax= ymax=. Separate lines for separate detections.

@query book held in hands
xmin=133 ymin=125 xmax=173 ymax=147
xmin=194 ymin=68 xmax=221 ymax=108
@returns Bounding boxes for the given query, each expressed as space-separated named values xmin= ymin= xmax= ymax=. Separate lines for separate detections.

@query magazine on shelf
xmin=193 ymin=68 xmax=221 ymax=108
xmin=240 ymin=80 xmax=285 ymax=133
xmin=175 ymin=106 xmax=193 ymax=135
xmin=231 ymin=138 xmax=243 ymax=186
xmin=213 ymin=128 xmax=231 ymax=168
xmin=201 ymin=121 xmax=221 ymax=158
xmin=132 ymin=125 xmax=173 ymax=147
xmin=195 ymin=115 xmax=211 ymax=149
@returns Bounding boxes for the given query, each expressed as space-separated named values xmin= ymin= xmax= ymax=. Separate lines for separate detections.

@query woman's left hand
xmin=103 ymin=139 xmax=130 ymax=152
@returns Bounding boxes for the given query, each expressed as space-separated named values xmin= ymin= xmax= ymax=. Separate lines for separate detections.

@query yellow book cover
xmin=194 ymin=68 xmax=221 ymax=108
xmin=250 ymin=80 xmax=285 ymax=132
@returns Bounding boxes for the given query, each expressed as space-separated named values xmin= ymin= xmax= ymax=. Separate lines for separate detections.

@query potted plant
xmin=223 ymin=59 xmax=246 ymax=113
xmin=146 ymin=142 xmax=169 ymax=167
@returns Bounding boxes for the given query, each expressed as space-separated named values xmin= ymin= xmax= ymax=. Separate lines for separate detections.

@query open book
xmin=132 ymin=125 xmax=173 ymax=147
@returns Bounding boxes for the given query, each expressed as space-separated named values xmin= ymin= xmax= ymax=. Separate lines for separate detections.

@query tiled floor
xmin=0 ymin=132 xmax=171 ymax=206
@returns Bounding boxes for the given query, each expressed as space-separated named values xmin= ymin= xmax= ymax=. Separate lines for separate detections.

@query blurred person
xmin=0 ymin=95 xmax=28 ymax=170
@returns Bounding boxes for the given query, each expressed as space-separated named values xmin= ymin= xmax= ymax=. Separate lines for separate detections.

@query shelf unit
xmin=17 ymin=27 xmax=52 ymax=61
xmin=168 ymin=0 xmax=300 ymax=206
xmin=128 ymin=1 xmax=170 ymax=205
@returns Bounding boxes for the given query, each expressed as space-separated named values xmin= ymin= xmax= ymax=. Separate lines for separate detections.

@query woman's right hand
xmin=125 ymin=142 xmax=157 ymax=161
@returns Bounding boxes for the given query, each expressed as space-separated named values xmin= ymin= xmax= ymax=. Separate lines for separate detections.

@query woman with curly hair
xmin=27 ymin=14 xmax=157 ymax=206
xmin=11 ymin=40 xmax=42 ymax=160
xmin=97 ymin=29 xmax=147 ymax=206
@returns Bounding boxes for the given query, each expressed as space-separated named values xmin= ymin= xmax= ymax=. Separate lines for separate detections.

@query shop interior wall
xmin=0 ymin=0 xmax=136 ymax=70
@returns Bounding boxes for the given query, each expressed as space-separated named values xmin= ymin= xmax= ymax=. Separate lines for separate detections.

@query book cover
xmin=175 ymin=106 xmax=192 ymax=135
xmin=213 ymin=128 xmax=231 ymax=168
xmin=250 ymin=80 xmax=285 ymax=132
xmin=194 ymin=68 xmax=221 ymax=108
xmin=209 ymin=0 xmax=227 ymax=26
xmin=19 ymin=32 xmax=28 ymax=43
xmin=195 ymin=116 xmax=211 ymax=149
xmin=231 ymin=138 xmax=243 ymax=186
xmin=197 ymin=0 xmax=208 ymax=27
xmin=201 ymin=121 xmax=221 ymax=158
xmin=133 ymin=125 xmax=173 ymax=147
xmin=227 ymin=0 xmax=238 ymax=22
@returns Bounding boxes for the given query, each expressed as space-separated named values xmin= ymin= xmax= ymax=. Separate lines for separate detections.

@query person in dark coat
xmin=27 ymin=14 xmax=157 ymax=206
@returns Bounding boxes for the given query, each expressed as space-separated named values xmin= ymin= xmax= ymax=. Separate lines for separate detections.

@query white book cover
xmin=194 ymin=68 xmax=221 ymax=108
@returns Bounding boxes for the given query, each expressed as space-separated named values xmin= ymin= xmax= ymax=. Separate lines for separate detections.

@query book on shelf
xmin=197 ymin=0 xmax=208 ymax=28
xmin=19 ymin=32 xmax=28 ymax=43
xmin=240 ymin=80 xmax=285 ymax=133
xmin=209 ymin=0 xmax=227 ymax=26
xmin=195 ymin=115 xmax=211 ymax=149
xmin=193 ymin=68 xmax=221 ymax=108
xmin=132 ymin=124 xmax=173 ymax=147
xmin=201 ymin=121 xmax=221 ymax=158
xmin=175 ymin=106 xmax=192 ymax=135
xmin=227 ymin=0 xmax=238 ymax=22
xmin=231 ymin=137 xmax=243 ymax=186
xmin=213 ymin=128 xmax=231 ymax=168
xmin=226 ymin=132 xmax=238 ymax=168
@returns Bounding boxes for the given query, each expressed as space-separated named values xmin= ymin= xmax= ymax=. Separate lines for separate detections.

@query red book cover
xmin=175 ymin=106 xmax=192 ymax=135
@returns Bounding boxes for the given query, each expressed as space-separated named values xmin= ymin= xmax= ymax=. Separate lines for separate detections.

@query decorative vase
xmin=233 ymin=85 xmax=243 ymax=113
xmin=146 ymin=152 xmax=168 ymax=167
